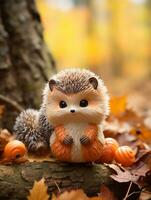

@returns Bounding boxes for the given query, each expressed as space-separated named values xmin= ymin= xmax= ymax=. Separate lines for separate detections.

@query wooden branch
xmin=0 ymin=94 xmax=24 ymax=112
xmin=0 ymin=161 xmax=112 ymax=200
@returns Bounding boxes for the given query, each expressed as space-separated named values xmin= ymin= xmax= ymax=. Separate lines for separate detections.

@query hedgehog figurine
xmin=14 ymin=69 xmax=109 ymax=162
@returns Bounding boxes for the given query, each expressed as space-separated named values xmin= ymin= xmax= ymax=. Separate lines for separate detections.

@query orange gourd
xmin=97 ymin=138 xmax=119 ymax=163
xmin=114 ymin=146 xmax=135 ymax=167
xmin=3 ymin=140 xmax=27 ymax=160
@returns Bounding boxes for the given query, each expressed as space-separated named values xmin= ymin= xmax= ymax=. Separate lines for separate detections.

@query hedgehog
xmin=14 ymin=68 xmax=109 ymax=161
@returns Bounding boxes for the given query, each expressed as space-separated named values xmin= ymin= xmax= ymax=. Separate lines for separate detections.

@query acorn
xmin=3 ymin=140 xmax=27 ymax=161
xmin=114 ymin=146 xmax=135 ymax=167
xmin=97 ymin=137 xmax=119 ymax=163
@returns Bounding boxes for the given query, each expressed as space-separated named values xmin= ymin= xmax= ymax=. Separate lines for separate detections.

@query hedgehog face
xmin=45 ymin=87 xmax=108 ymax=125
xmin=43 ymin=69 xmax=109 ymax=125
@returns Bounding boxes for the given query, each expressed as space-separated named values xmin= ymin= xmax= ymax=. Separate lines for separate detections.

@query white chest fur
xmin=65 ymin=122 xmax=88 ymax=162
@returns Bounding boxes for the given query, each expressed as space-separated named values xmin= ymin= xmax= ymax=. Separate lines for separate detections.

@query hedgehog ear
xmin=89 ymin=77 xmax=98 ymax=89
xmin=49 ymin=79 xmax=56 ymax=91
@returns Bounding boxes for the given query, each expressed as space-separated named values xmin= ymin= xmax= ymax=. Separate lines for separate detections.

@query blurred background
xmin=36 ymin=0 xmax=151 ymax=96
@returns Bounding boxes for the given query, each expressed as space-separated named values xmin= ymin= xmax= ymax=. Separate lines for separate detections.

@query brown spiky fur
xmin=14 ymin=68 xmax=109 ymax=158
xmin=51 ymin=69 xmax=94 ymax=94
xmin=14 ymin=109 xmax=53 ymax=154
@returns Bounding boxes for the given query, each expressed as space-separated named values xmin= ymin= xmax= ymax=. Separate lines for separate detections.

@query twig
xmin=126 ymin=191 xmax=141 ymax=199
xmin=0 ymin=94 xmax=23 ymax=112
xmin=54 ymin=181 xmax=61 ymax=193
xmin=123 ymin=181 xmax=133 ymax=200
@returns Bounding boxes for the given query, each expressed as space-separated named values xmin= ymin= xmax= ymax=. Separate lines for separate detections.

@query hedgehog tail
xmin=13 ymin=109 xmax=50 ymax=155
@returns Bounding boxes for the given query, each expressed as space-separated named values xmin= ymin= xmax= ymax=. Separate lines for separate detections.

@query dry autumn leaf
xmin=131 ymin=162 xmax=150 ymax=177
xmin=139 ymin=191 xmax=151 ymax=200
xmin=130 ymin=150 xmax=151 ymax=177
xmin=135 ymin=149 xmax=151 ymax=163
xmin=27 ymin=178 xmax=49 ymax=200
xmin=130 ymin=125 xmax=151 ymax=144
xmin=117 ymin=109 xmax=143 ymax=124
xmin=108 ymin=164 xmax=139 ymax=183
xmin=51 ymin=193 xmax=57 ymax=200
xmin=99 ymin=185 xmax=117 ymax=200
xmin=53 ymin=189 xmax=107 ymax=200
xmin=56 ymin=190 xmax=89 ymax=200
xmin=109 ymin=162 xmax=150 ymax=188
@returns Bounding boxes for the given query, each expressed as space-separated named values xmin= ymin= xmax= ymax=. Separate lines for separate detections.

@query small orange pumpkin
xmin=97 ymin=138 xmax=119 ymax=163
xmin=3 ymin=140 xmax=27 ymax=160
xmin=114 ymin=146 xmax=135 ymax=167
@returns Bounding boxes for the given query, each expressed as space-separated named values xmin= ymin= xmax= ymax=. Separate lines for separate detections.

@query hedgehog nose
xmin=70 ymin=109 xmax=75 ymax=113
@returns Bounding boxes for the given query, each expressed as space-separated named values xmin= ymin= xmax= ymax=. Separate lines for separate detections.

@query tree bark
xmin=0 ymin=0 xmax=56 ymax=130
xmin=0 ymin=161 xmax=112 ymax=200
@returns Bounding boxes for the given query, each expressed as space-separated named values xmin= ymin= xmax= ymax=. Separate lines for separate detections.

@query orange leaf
xmin=51 ymin=193 xmax=57 ymax=200
xmin=57 ymin=189 xmax=89 ymax=200
xmin=90 ymin=197 xmax=103 ymax=200
xmin=99 ymin=185 xmax=117 ymax=200
xmin=118 ymin=109 xmax=143 ymax=124
xmin=27 ymin=178 xmax=49 ymax=200
xmin=110 ymin=96 xmax=127 ymax=116
xmin=130 ymin=125 xmax=151 ymax=144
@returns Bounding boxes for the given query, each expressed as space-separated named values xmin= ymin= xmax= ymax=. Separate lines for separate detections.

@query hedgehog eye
xmin=59 ymin=101 xmax=67 ymax=108
xmin=80 ymin=99 xmax=88 ymax=107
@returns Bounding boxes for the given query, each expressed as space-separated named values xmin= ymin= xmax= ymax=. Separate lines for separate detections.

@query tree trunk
xmin=0 ymin=0 xmax=56 ymax=130
xmin=0 ymin=161 xmax=111 ymax=200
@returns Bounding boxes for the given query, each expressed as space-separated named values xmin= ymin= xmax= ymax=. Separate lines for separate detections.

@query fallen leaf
xmin=27 ymin=178 xmax=49 ymax=200
xmin=104 ymin=119 xmax=130 ymax=138
xmin=130 ymin=125 xmax=151 ymax=144
xmin=139 ymin=190 xmax=151 ymax=200
xmin=115 ymin=131 xmax=137 ymax=147
xmin=118 ymin=109 xmax=143 ymax=125
xmin=51 ymin=193 xmax=57 ymax=200
xmin=52 ymin=190 xmax=105 ymax=200
xmin=57 ymin=189 xmax=89 ymax=200
xmin=99 ymin=185 xmax=117 ymax=200
xmin=135 ymin=149 xmax=151 ymax=163
xmin=108 ymin=164 xmax=139 ymax=183
xmin=131 ymin=162 xmax=150 ymax=177
xmin=130 ymin=150 xmax=151 ymax=177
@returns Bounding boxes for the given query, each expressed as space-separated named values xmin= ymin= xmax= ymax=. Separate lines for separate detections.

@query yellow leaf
xmin=51 ymin=193 xmax=57 ymax=200
xmin=110 ymin=96 xmax=127 ymax=116
xmin=27 ymin=178 xmax=49 ymax=200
